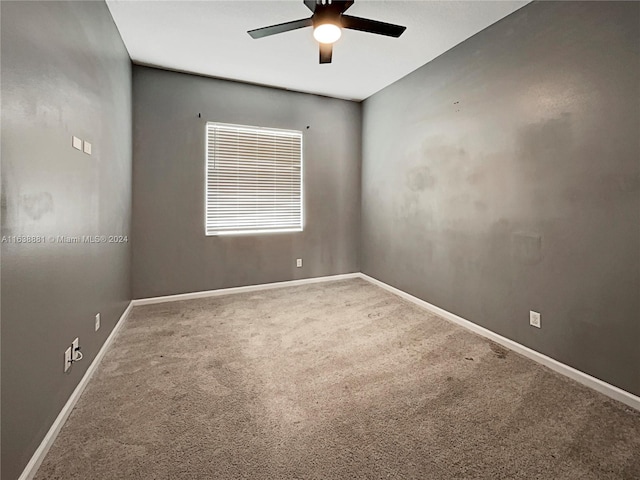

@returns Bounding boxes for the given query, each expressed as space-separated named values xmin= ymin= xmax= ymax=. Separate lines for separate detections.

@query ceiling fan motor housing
xmin=312 ymin=1 xmax=349 ymax=29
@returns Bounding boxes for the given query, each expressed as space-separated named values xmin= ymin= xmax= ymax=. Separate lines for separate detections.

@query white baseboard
xmin=359 ymin=273 xmax=640 ymax=412
xmin=20 ymin=273 xmax=359 ymax=479
xmin=132 ymin=272 xmax=361 ymax=306
xmin=19 ymin=301 xmax=134 ymax=480
xmin=18 ymin=271 xmax=640 ymax=480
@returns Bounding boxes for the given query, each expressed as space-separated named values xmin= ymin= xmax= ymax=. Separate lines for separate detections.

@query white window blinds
xmin=205 ymin=122 xmax=303 ymax=235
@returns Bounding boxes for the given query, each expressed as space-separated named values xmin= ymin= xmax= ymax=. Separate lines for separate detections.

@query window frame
xmin=204 ymin=121 xmax=304 ymax=236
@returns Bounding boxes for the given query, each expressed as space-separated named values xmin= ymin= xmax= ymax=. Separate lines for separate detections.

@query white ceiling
xmin=106 ymin=0 xmax=529 ymax=101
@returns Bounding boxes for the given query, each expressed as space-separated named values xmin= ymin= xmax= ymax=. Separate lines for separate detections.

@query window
xmin=205 ymin=122 xmax=303 ymax=236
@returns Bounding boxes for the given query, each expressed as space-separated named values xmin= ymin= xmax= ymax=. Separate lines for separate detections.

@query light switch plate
xmin=83 ymin=141 xmax=92 ymax=155
xmin=95 ymin=313 xmax=100 ymax=331
xmin=72 ymin=136 xmax=82 ymax=150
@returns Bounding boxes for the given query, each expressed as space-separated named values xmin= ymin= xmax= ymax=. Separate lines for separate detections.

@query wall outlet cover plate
xmin=64 ymin=346 xmax=72 ymax=372
xmin=530 ymin=311 xmax=541 ymax=328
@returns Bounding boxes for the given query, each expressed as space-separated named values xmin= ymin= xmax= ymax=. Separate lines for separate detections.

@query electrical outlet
xmin=64 ymin=346 xmax=72 ymax=372
xmin=296 ymin=258 xmax=302 ymax=268
xmin=72 ymin=337 xmax=84 ymax=363
xmin=95 ymin=313 xmax=100 ymax=331
xmin=530 ymin=311 xmax=541 ymax=328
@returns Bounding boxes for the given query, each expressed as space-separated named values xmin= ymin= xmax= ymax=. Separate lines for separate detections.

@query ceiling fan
xmin=247 ymin=0 xmax=406 ymax=64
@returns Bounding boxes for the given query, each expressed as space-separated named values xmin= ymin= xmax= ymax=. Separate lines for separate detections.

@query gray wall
xmin=132 ymin=66 xmax=361 ymax=299
xmin=361 ymin=1 xmax=640 ymax=396
xmin=1 ymin=2 xmax=132 ymax=479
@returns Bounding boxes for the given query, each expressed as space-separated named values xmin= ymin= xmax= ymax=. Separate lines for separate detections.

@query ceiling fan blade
xmin=336 ymin=1 xmax=355 ymax=13
xmin=319 ymin=43 xmax=333 ymax=64
xmin=341 ymin=15 xmax=406 ymax=37
xmin=304 ymin=0 xmax=317 ymax=12
xmin=248 ymin=18 xmax=313 ymax=39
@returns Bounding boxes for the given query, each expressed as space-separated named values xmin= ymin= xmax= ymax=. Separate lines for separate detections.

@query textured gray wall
xmin=1 ymin=2 xmax=132 ymax=479
xmin=361 ymin=1 xmax=640 ymax=396
xmin=132 ymin=66 xmax=361 ymax=299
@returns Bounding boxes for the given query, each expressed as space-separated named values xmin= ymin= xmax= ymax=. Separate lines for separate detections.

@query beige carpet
xmin=36 ymin=279 xmax=640 ymax=479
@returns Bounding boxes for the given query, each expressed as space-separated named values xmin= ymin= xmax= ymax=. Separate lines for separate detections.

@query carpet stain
xmin=155 ymin=329 xmax=175 ymax=337
xmin=489 ymin=341 xmax=509 ymax=359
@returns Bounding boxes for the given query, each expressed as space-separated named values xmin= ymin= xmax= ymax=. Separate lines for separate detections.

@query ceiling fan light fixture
xmin=247 ymin=0 xmax=406 ymax=64
xmin=313 ymin=23 xmax=342 ymax=44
